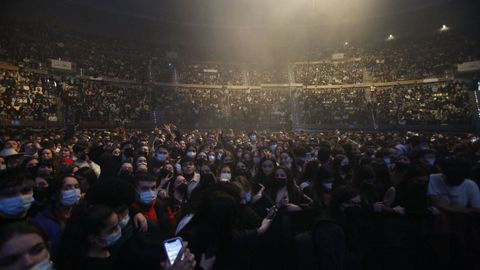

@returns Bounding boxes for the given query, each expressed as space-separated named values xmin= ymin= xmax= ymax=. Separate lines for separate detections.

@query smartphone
xmin=266 ymin=206 xmax=278 ymax=220
xmin=163 ymin=237 xmax=183 ymax=265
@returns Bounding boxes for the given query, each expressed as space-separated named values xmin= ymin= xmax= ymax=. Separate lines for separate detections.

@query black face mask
xmin=138 ymin=151 xmax=148 ymax=158
xmin=34 ymin=187 xmax=50 ymax=202
xmin=274 ymin=178 xmax=287 ymax=188
xmin=395 ymin=162 xmax=409 ymax=171
xmin=78 ymin=153 xmax=88 ymax=161
xmin=119 ymin=170 xmax=133 ymax=178
xmin=196 ymin=159 xmax=205 ymax=167
xmin=123 ymin=148 xmax=134 ymax=158
xmin=235 ymin=168 xmax=251 ymax=179
xmin=158 ymin=168 xmax=172 ymax=179
xmin=28 ymin=166 xmax=39 ymax=176
xmin=176 ymin=183 xmax=188 ymax=194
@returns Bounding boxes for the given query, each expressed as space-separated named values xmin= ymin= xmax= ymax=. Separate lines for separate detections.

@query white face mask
xmin=119 ymin=214 xmax=130 ymax=229
xmin=175 ymin=163 xmax=182 ymax=174
xmin=208 ymin=155 xmax=215 ymax=162
xmin=29 ymin=254 xmax=53 ymax=270
xmin=100 ymin=226 xmax=122 ymax=247
xmin=220 ymin=173 xmax=231 ymax=182
xmin=186 ymin=151 xmax=196 ymax=158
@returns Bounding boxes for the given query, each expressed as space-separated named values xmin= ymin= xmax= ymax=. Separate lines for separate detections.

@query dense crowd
xmin=2 ymin=22 xmax=480 ymax=86
xmin=0 ymin=68 xmax=473 ymax=128
xmin=373 ymin=82 xmax=473 ymax=126
xmin=0 ymin=70 xmax=59 ymax=121
xmin=1 ymin=126 xmax=480 ymax=270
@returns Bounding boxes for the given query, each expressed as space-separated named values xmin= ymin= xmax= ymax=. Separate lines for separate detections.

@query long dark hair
xmin=57 ymin=203 xmax=114 ymax=270
xmin=253 ymin=157 xmax=277 ymax=188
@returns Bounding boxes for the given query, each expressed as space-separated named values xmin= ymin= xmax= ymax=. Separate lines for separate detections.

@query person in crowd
xmin=428 ymin=158 xmax=480 ymax=212
xmin=0 ymin=169 xmax=35 ymax=226
xmin=131 ymin=173 xmax=174 ymax=237
xmin=218 ymin=165 xmax=233 ymax=182
xmin=265 ymin=166 xmax=312 ymax=212
xmin=32 ymin=174 xmax=82 ymax=260
xmin=0 ymin=221 xmax=54 ymax=270
xmin=298 ymin=159 xmax=319 ymax=193
xmin=57 ymin=204 xmax=122 ymax=270
xmin=180 ymin=157 xmax=201 ymax=197
xmin=73 ymin=142 xmax=101 ymax=178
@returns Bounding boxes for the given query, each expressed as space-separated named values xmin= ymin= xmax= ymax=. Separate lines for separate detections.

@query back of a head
xmin=115 ymin=233 xmax=166 ymax=270
xmin=438 ymin=158 xmax=471 ymax=186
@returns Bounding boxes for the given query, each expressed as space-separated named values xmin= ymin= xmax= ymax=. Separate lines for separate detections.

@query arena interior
xmin=1 ymin=0 xmax=480 ymax=270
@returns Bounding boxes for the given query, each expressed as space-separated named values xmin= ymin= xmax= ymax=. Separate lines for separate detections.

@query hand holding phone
xmin=161 ymin=239 xmax=197 ymax=270
xmin=266 ymin=205 xmax=278 ymax=220
xmin=163 ymin=237 xmax=184 ymax=266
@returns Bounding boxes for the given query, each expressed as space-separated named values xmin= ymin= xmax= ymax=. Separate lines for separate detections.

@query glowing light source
xmin=344 ymin=42 xmax=348 ymax=46
xmin=439 ymin=24 xmax=449 ymax=32
xmin=386 ymin=34 xmax=395 ymax=41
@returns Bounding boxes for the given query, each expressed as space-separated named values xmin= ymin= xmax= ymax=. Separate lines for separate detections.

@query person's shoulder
xmin=462 ymin=179 xmax=479 ymax=189
xmin=429 ymin=173 xmax=444 ymax=183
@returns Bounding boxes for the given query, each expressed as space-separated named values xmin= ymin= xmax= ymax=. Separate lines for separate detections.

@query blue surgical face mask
xmin=323 ymin=179 xmax=334 ymax=191
xmin=270 ymin=144 xmax=277 ymax=152
xmin=61 ymin=189 xmax=81 ymax=207
xmin=384 ymin=157 xmax=391 ymax=165
xmin=244 ymin=192 xmax=252 ymax=203
xmin=0 ymin=194 xmax=35 ymax=217
xmin=426 ymin=158 xmax=435 ymax=167
xmin=155 ymin=153 xmax=167 ymax=161
xmin=139 ymin=190 xmax=157 ymax=205
xmin=100 ymin=226 xmax=122 ymax=247
xmin=119 ymin=214 xmax=130 ymax=229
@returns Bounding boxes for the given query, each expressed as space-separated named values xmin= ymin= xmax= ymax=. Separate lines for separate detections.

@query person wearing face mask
xmin=85 ymin=179 xmax=159 ymax=256
xmin=0 ymin=221 xmax=54 ymax=270
xmin=185 ymin=146 xmax=197 ymax=159
xmin=0 ymin=169 xmax=35 ymax=227
xmin=218 ymin=165 xmax=232 ymax=182
xmin=117 ymin=162 xmax=134 ymax=180
xmin=180 ymin=157 xmax=201 ymax=198
xmin=416 ymin=149 xmax=439 ymax=174
xmin=73 ymin=142 xmax=101 ymax=179
xmin=150 ymin=146 xmax=169 ymax=175
xmin=265 ymin=167 xmax=312 ymax=212
xmin=131 ymin=173 xmax=174 ymax=238
xmin=32 ymin=174 xmax=82 ymax=261
xmin=234 ymin=161 xmax=252 ymax=179
xmin=29 ymin=175 xmax=53 ymax=217
xmin=308 ymin=166 xmax=336 ymax=208
xmin=207 ymin=151 xmax=216 ymax=165
xmin=164 ymin=175 xmax=189 ymax=221
xmin=58 ymin=204 xmax=122 ymax=270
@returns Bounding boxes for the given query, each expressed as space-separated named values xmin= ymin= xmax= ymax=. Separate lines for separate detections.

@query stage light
xmin=439 ymin=24 xmax=449 ymax=32
xmin=386 ymin=34 xmax=395 ymax=41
